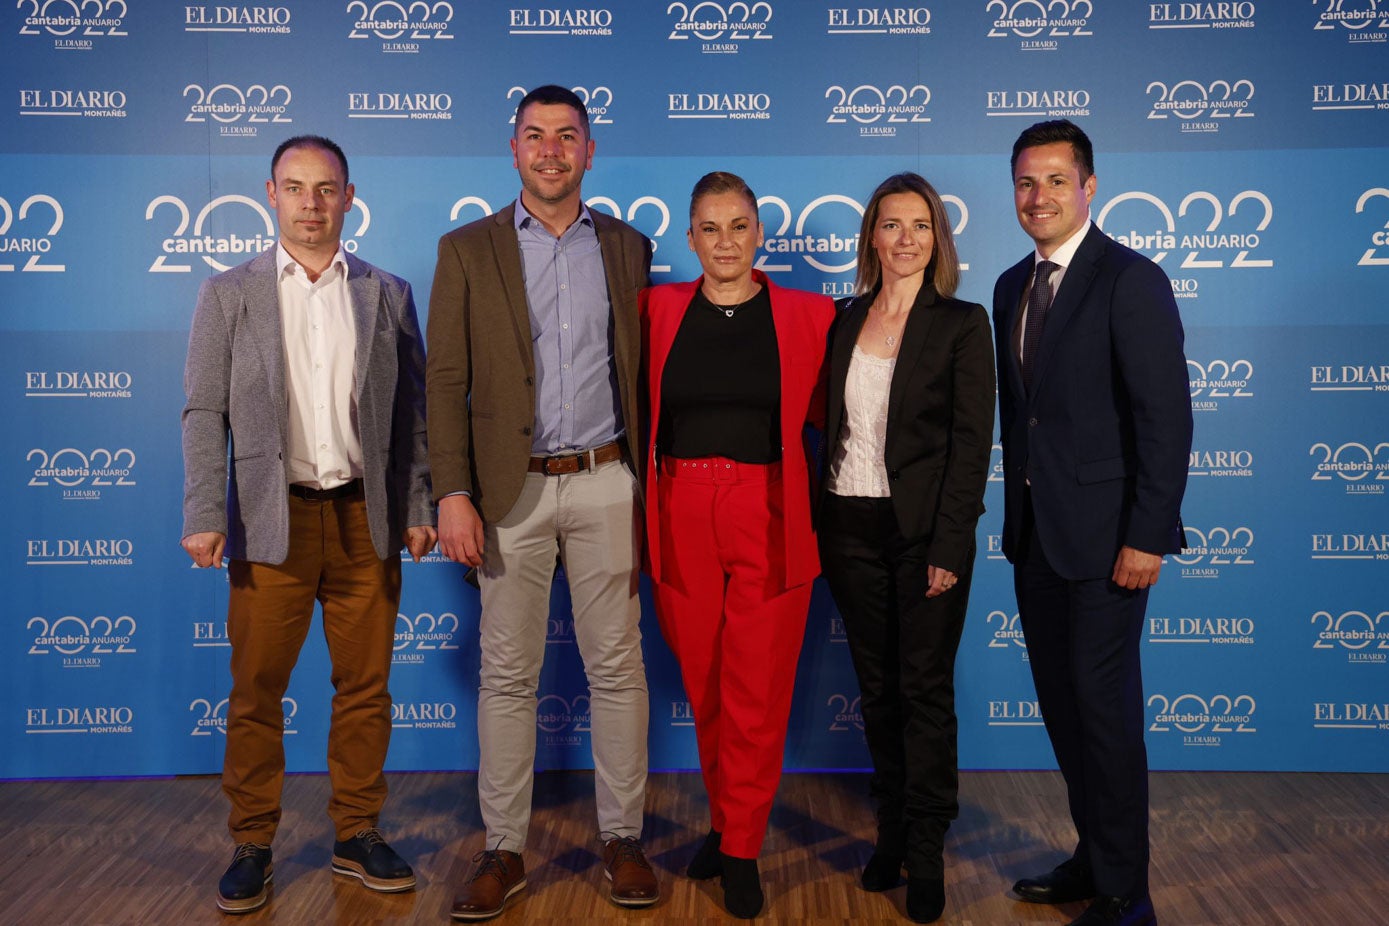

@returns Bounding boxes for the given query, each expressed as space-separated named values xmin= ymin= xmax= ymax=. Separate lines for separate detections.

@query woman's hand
xmin=926 ymin=564 xmax=958 ymax=598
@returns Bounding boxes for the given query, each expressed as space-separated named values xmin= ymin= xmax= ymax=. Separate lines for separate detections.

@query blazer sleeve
xmin=1111 ymin=257 xmax=1192 ymax=554
xmin=927 ymin=304 xmax=997 ymax=572
xmin=390 ymin=279 xmax=435 ymax=527
xmin=425 ymin=232 xmax=474 ymax=501
xmin=181 ymin=277 xmax=233 ymax=540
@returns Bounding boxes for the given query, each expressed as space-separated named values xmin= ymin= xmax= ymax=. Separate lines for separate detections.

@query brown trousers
xmin=223 ymin=493 xmax=401 ymax=844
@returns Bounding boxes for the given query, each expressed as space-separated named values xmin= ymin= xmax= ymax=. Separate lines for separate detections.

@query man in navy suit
xmin=992 ymin=120 xmax=1192 ymax=926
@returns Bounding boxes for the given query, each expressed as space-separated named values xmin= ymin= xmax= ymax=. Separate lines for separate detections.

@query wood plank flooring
xmin=3 ymin=769 xmax=1386 ymax=924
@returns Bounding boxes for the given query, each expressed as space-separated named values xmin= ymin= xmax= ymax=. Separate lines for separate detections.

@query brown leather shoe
xmin=450 ymin=850 xmax=526 ymax=921
xmin=602 ymin=837 xmax=660 ymax=907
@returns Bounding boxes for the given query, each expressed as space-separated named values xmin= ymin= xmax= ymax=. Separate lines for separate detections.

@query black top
xmin=658 ymin=286 xmax=781 ymax=463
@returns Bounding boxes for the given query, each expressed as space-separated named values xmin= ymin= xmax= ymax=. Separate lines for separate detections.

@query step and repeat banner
xmin=3 ymin=1 xmax=1386 ymax=780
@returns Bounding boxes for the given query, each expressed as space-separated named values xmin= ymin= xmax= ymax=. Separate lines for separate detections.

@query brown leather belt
xmin=528 ymin=441 xmax=623 ymax=476
xmin=288 ymin=479 xmax=363 ymax=501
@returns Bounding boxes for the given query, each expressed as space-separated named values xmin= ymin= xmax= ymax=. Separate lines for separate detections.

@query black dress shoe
xmin=217 ymin=843 xmax=272 ymax=914
xmin=1068 ymin=894 xmax=1157 ymax=926
xmin=861 ymin=851 xmax=904 ymax=892
xmin=687 ymin=829 xmax=722 ymax=880
xmin=720 ymin=853 xmax=764 ymax=919
xmin=1013 ymin=860 xmax=1095 ymax=904
xmin=906 ymin=876 xmax=946 ymax=923
xmin=331 ymin=827 xmax=416 ymax=892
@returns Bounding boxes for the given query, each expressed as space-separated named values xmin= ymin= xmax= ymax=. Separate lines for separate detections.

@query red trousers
xmin=654 ymin=457 xmax=813 ymax=859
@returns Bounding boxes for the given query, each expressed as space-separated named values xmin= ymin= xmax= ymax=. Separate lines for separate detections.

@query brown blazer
xmin=425 ymin=201 xmax=652 ymax=522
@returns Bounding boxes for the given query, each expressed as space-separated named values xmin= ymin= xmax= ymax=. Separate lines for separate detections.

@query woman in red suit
xmin=640 ymin=171 xmax=834 ymax=919
xmin=819 ymin=173 xmax=995 ymax=923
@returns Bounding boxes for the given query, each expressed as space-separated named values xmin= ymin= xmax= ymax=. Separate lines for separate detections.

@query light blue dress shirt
xmin=514 ymin=198 xmax=623 ymax=456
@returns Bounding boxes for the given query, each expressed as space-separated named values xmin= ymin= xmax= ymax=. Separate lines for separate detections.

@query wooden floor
xmin=3 ymin=769 xmax=1386 ymax=925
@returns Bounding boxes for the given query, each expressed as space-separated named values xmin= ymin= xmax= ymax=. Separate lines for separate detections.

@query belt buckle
xmin=544 ymin=454 xmax=581 ymax=475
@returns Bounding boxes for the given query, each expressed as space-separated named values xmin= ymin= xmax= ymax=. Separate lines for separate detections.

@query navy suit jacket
xmin=992 ymin=223 xmax=1192 ymax=580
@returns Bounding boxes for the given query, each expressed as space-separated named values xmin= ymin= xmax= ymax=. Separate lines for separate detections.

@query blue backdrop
xmin=3 ymin=1 xmax=1386 ymax=779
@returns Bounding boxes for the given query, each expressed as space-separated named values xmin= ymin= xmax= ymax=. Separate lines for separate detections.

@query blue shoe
xmin=331 ymin=828 xmax=416 ymax=892
xmin=217 ymin=843 xmax=272 ymax=914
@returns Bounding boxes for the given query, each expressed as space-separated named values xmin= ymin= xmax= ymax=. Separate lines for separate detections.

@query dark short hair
xmin=853 ymin=172 xmax=959 ymax=298
xmin=688 ymin=171 xmax=757 ymax=221
xmin=270 ymin=135 xmax=349 ymax=185
xmin=514 ymin=84 xmax=590 ymax=136
xmin=1010 ymin=119 xmax=1094 ymax=180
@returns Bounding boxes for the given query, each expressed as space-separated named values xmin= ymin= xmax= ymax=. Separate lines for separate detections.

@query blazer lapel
xmin=997 ymin=257 xmax=1030 ymax=401
xmin=490 ymin=204 xmax=536 ymax=378
xmin=345 ymin=252 xmax=379 ymax=402
xmin=827 ymin=296 xmax=868 ymax=448
xmin=887 ymin=284 xmax=940 ymax=430
xmin=244 ymin=250 xmax=288 ymax=433
xmin=1030 ymin=223 xmax=1103 ymax=395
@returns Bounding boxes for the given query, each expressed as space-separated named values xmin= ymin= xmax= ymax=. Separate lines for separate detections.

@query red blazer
xmin=640 ymin=270 xmax=835 ymax=590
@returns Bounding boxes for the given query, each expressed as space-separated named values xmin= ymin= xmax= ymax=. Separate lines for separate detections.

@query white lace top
xmin=826 ymin=345 xmax=895 ymax=497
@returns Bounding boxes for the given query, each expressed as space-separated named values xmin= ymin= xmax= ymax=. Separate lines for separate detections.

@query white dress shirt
xmin=1015 ymin=215 xmax=1092 ymax=365
xmin=277 ymin=244 xmax=363 ymax=489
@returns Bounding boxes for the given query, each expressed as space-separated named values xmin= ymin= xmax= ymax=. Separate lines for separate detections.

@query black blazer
xmin=821 ymin=283 xmax=996 ymax=574
xmin=992 ymin=223 xmax=1192 ymax=580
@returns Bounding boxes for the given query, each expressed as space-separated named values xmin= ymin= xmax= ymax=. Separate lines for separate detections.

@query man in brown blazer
xmin=425 ymin=85 xmax=656 ymax=920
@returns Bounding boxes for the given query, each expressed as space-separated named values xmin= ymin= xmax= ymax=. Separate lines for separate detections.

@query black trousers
xmin=1015 ymin=500 xmax=1151 ymax=900
xmin=819 ymin=494 xmax=972 ymax=876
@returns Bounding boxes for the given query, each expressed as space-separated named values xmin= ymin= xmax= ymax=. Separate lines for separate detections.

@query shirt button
xmin=562 ymin=323 xmax=569 ymax=330
xmin=319 ymin=443 xmax=328 ymax=450
xmin=564 ymin=403 xmax=571 ymax=410
xmin=1029 ymin=417 xmax=1039 ymax=427
xmin=560 ymin=283 xmax=568 ymax=291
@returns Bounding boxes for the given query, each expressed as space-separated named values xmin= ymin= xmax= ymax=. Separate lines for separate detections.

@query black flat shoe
xmin=687 ymin=829 xmax=722 ymax=880
xmin=906 ymin=876 xmax=945 ymax=923
xmin=1067 ymin=894 xmax=1157 ymax=926
xmin=719 ymin=853 xmax=764 ymax=919
xmin=1013 ymin=859 xmax=1095 ymax=904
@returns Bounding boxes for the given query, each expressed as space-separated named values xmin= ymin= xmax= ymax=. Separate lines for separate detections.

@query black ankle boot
xmin=686 ymin=829 xmax=722 ymax=880
xmin=719 ymin=852 xmax=764 ymax=918
xmin=906 ymin=876 xmax=945 ymax=923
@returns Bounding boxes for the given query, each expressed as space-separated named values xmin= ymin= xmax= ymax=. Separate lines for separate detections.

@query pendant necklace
xmin=707 ymin=288 xmax=758 ymax=318
xmin=871 ymin=307 xmax=907 ymax=349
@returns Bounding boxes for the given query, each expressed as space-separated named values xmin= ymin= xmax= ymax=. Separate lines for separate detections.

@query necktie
xmin=1021 ymin=259 xmax=1058 ymax=390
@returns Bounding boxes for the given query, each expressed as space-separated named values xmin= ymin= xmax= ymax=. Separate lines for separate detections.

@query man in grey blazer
xmin=426 ymin=85 xmax=657 ymax=920
xmin=181 ymin=135 xmax=436 ymax=914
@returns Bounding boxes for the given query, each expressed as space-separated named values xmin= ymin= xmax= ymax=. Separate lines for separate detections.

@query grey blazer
xmin=181 ymin=248 xmax=434 ymax=564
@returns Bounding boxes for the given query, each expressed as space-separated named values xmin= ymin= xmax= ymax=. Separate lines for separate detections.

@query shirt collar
xmin=513 ymin=196 xmax=594 ymax=235
xmin=276 ymin=242 xmax=348 ymax=280
xmin=1033 ymin=214 xmax=1092 ymax=271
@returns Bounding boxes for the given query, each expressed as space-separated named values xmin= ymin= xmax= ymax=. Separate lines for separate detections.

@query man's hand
xmin=403 ymin=525 xmax=438 ymax=562
xmin=182 ymin=531 xmax=227 ymax=568
xmin=1112 ymin=545 xmax=1162 ymax=590
xmin=437 ymin=494 xmax=485 ymax=567
xmin=926 ymin=564 xmax=959 ymax=599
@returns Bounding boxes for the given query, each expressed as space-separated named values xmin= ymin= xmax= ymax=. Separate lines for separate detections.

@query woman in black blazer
xmin=818 ymin=172 xmax=995 ymax=924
